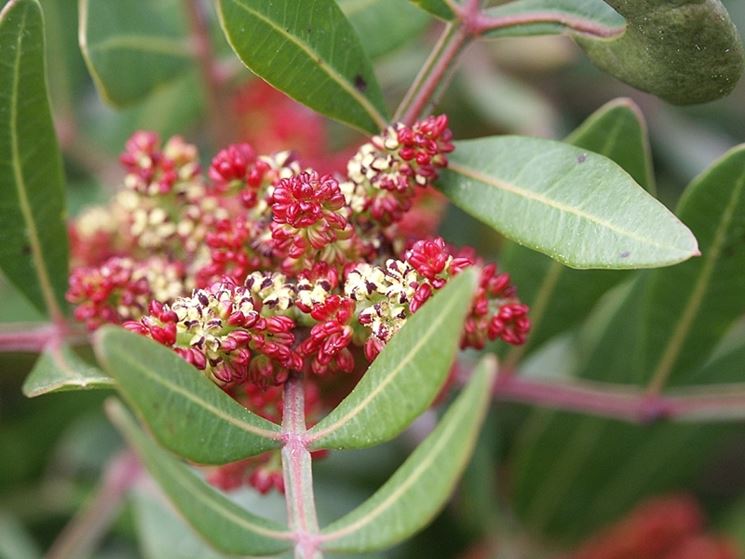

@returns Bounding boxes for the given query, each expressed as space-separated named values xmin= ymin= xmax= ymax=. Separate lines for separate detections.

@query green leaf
xmin=339 ymin=0 xmax=431 ymax=59
xmin=501 ymin=98 xmax=655 ymax=359
xmin=78 ymin=0 xmax=192 ymax=106
xmin=22 ymin=343 xmax=113 ymax=397
xmin=0 ymin=0 xmax=69 ymax=318
xmin=408 ymin=0 xmax=454 ymax=20
xmin=320 ymin=355 xmax=497 ymax=552
xmin=577 ymin=0 xmax=745 ymax=105
xmin=106 ymin=399 xmax=292 ymax=556
xmin=644 ymin=145 xmax=745 ymax=391
xmin=93 ymin=326 xmax=281 ymax=464
xmin=483 ymin=0 xmax=625 ymax=39
xmin=307 ymin=268 xmax=478 ymax=450
xmin=217 ymin=0 xmax=389 ymax=133
xmin=0 ymin=511 xmax=40 ymax=559
xmin=438 ymin=136 xmax=697 ymax=269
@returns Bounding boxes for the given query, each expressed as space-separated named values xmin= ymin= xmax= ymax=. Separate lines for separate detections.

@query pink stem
xmin=0 ymin=322 xmax=87 ymax=352
xmin=473 ymin=11 xmax=623 ymax=38
xmin=492 ymin=375 xmax=745 ymax=424
xmin=281 ymin=374 xmax=322 ymax=558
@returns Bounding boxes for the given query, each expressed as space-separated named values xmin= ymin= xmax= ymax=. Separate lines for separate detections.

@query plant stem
xmin=45 ymin=451 xmax=140 ymax=559
xmin=281 ymin=374 xmax=322 ymax=559
xmin=184 ymin=0 xmax=232 ymax=147
xmin=0 ymin=322 xmax=87 ymax=353
xmin=472 ymin=10 xmax=623 ymax=38
xmin=491 ymin=374 xmax=745 ymax=424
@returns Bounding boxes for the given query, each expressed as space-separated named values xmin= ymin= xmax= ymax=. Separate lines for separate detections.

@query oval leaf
xmin=577 ymin=0 xmax=745 ymax=104
xmin=483 ymin=0 xmax=624 ymax=39
xmin=307 ymin=268 xmax=477 ymax=450
xmin=501 ymin=98 xmax=655 ymax=359
xmin=23 ymin=342 xmax=113 ymax=397
xmin=217 ymin=0 xmax=389 ymax=133
xmin=107 ymin=399 xmax=292 ymax=556
xmin=408 ymin=0 xmax=453 ymax=20
xmin=0 ymin=0 xmax=69 ymax=318
xmin=79 ymin=0 xmax=192 ymax=106
xmin=644 ymin=145 xmax=745 ymax=391
xmin=93 ymin=326 xmax=281 ymax=464
xmin=320 ymin=356 xmax=497 ymax=552
xmin=438 ymin=136 xmax=698 ymax=269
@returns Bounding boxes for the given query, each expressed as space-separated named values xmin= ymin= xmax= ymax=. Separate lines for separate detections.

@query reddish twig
xmin=0 ymin=322 xmax=87 ymax=353
xmin=472 ymin=11 xmax=624 ymax=38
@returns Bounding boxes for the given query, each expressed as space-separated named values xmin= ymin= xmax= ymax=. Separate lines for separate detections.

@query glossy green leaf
xmin=94 ymin=326 xmax=281 ymax=464
xmin=307 ymin=269 xmax=477 ymax=450
xmin=107 ymin=399 xmax=292 ymax=556
xmin=320 ymin=356 xmax=497 ymax=552
xmin=483 ymin=0 xmax=624 ymax=39
xmin=0 ymin=0 xmax=69 ymax=318
xmin=577 ymin=0 xmax=745 ymax=104
xmin=78 ymin=0 xmax=192 ymax=106
xmin=438 ymin=136 xmax=696 ymax=270
xmin=339 ymin=0 xmax=431 ymax=59
xmin=501 ymin=99 xmax=655 ymax=359
xmin=408 ymin=0 xmax=453 ymax=20
xmin=644 ymin=145 xmax=745 ymax=391
xmin=217 ymin=0 xmax=389 ymax=133
xmin=22 ymin=343 xmax=113 ymax=397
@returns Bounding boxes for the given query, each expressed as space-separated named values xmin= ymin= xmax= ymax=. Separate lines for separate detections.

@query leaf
xmin=483 ymin=0 xmax=625 ymax=39
xmin=644 ymin=145 xmax=745 ymax=391
xmin=320 ymin=356 xmax=497 ymax=552
xmin=217 ymin=0 xmax=389 ymax=133
xmin=93 ymin=326 xmax=281 ymax=464
xmin=0 ymin=0 xmax=69 ymax=318
xmin=307 ymin=268 xmax=478 ymax=450
xmin=501 ymin=98 xmax=655 ymax=359
xmin=22 ymin=342 xmax=113 ymax=397
xmin=106 ymin=399 xmax=292 ymax=556
xmin=438 ymin=135 xmax=697 ymax=269
xmin=577 ymin=0 xmax=745 ymax=105
xmin=78 ymin=0 xmax=192 ymax=106
xmin=0 ymin=511 xmax=40 ymax=559
xmin=408 ymin=0 xmax=454 ymax=20
xmin=339 ymin=0 xmax=431 ymax=59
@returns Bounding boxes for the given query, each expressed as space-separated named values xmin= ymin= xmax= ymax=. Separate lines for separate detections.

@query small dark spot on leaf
xmin=354 ymin=74 xmax=367 ymax=92
xmin=21 ymin=243 xmax=31 ymax=255
xmin=620 ymin=250 xmax=630 ymax=258
xmin=577 ymin=153 xmax=587 ymax=164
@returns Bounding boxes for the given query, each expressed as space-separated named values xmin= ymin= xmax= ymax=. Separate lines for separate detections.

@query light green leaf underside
xmin=483 ymin=0 xmax=624 ymax=39
xmin=339 ymin=0 xmax=431 ymax=59
xmin=94 ymin=326 xmax=281 ymax=465
xmin=644 ymin=145 xmax=745 ymax=389
xmin=22 ymin=343 xmax=113 ymax=397
xmin=577 ymin=0 xmax=745 ymax=104
xmin=438 ymin=136 xmax=697 ymax=270
xmin=107 ymin=399 xmax=292 ymax=556
xmin=0 ymin=0 xmax=69 ymax=318
xmin=78 ymin=0 xmax=192 ymax=106
xmin=502 ymin=98 xmax=655 ymax=358
xmin=321 ymin=356 xmax=497 ymax=552
xmin=308 ymin=269 xmax=478 ymax=450
xmin=217 ymin=0 xmax=388 ymax=133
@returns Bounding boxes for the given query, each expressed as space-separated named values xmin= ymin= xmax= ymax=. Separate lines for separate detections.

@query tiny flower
xmin=299 ymin=295 xmax=356 ymax=374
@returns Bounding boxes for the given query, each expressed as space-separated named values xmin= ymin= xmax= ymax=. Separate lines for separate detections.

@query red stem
xmin=0 ymin=322 xmax=87 ymax=352
xmin=491 ymin=375 xmax=745 ymax=424
xmin=281 ymin=374 xmax=322 ymax=558
xmin=472 ymin=11 xmax=623 ymax=38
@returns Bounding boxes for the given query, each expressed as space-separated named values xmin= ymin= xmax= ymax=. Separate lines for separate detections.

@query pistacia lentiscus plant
xmin=2 ymin=0 xmax=745 ymax=557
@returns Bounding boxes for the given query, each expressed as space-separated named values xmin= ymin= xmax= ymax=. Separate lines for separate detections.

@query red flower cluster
xmin=570 ymin=494 xmax=737 ymax=559
xmin=67 ymin=112 xmax=530 ymax=494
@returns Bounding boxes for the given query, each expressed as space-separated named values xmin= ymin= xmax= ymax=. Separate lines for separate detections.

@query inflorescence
xmin=67 ymin=115 xmax=530 ymax=494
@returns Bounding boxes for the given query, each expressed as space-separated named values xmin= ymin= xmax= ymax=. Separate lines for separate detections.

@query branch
xmin=281 ymin=374 xmax=322 ymax=559
xmin=45 ymin=451 xmax=140 ymax=559
xmin=472 ymin=10 xmax=624 ymax=38
xmin=491 ymin=375 xmax=745 ymax=424
xmin=0 ymin=322 xmax=87 ymax=353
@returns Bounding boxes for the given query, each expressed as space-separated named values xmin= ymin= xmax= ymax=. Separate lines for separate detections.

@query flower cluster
xmin=67 ymin=112 xmax=530 ymax=494
xmin=570 ymin=494 xmax=737 ymax=559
